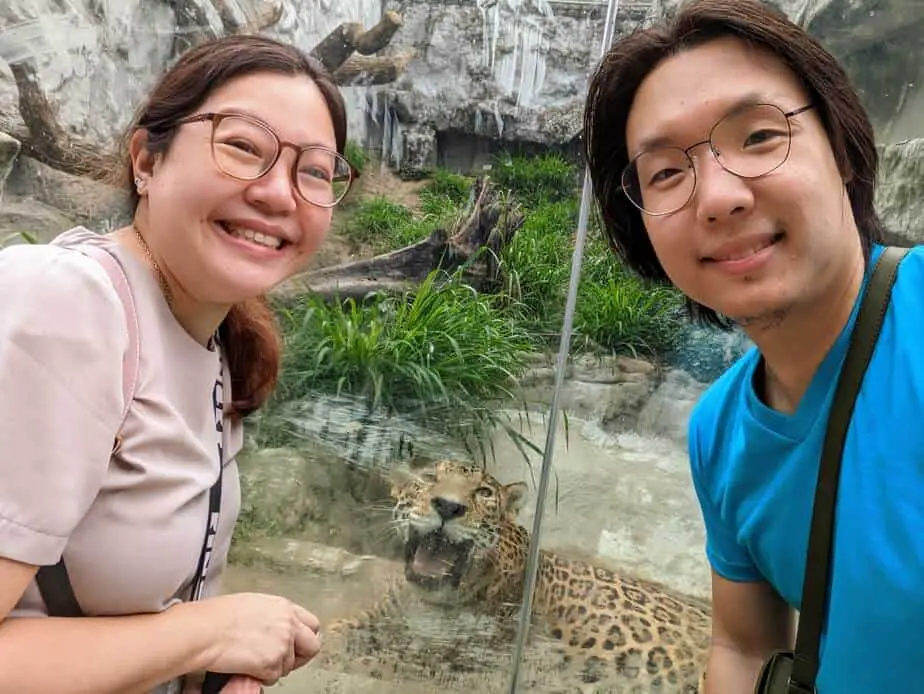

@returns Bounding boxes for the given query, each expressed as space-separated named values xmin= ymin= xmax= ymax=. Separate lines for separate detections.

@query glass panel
xmin=0 ymin=1 xmax=920 ymax=694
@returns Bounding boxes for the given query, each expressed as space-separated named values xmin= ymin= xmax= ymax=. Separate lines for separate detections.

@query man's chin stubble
xmin=733 ymin=306 xmax=790 ymax=331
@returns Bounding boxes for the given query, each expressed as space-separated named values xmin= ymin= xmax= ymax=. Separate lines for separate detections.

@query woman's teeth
xmin=222 ymin=223 xmax=283 ymax=250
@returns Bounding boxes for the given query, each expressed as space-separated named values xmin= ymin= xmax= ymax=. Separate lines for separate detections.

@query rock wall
xmin=2 ymin=0 xmax=921 ymax=169
xmin=877 ymin=139 xmax=924 ymax=246
xmin=0 ymin=0 xmax=921 ymax=244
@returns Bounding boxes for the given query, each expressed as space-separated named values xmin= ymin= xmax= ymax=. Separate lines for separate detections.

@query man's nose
xmin=691 ymin=152 xmax=755 ymax=224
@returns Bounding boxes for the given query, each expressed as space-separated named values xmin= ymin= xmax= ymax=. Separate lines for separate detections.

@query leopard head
xmin=390 ymin=460 xmax=528 ymax=605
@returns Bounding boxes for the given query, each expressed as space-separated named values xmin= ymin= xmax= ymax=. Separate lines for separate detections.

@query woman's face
xmin=133 ymin=70 xmax=340 ymax=307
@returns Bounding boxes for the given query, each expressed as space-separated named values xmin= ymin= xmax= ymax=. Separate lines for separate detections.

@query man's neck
xmin=746 ymin=247 xmax=867 ymax=414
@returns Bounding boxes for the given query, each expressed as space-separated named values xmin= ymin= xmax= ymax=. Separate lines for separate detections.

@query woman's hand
xmin=193 ymin=593 xmax=321 ymax=685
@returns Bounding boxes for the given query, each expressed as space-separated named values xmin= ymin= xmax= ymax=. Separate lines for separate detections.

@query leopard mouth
xmin=404 ymin=529 xmax=472 ymax=590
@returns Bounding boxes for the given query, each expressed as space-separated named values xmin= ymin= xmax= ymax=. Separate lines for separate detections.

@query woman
xmin=0 ymin=34 xmax=356 ymax=693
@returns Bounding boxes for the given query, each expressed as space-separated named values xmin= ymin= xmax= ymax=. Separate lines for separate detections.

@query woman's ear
xmin=128 ymin=129 xmax=158 ymax=193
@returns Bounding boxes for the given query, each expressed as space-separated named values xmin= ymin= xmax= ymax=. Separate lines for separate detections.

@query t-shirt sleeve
xmin=688 ymin=403 xmax=763 ymax=582
xmin=0 ymin=244 xmax=128 ymax=566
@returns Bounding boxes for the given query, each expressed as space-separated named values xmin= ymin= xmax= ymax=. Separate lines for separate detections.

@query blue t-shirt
xmin=689 ymin=243 xmax=924 ymax=692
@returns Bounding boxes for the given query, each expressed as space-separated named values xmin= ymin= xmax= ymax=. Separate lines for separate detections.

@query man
xmin=582 ymin=1 xmax=924 ymax=692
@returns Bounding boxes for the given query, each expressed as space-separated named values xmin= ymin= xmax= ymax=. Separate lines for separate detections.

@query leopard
xmin=316 ymin=460 xmax=712 ymax=693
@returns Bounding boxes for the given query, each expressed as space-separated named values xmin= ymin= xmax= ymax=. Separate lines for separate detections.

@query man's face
xmin=625 ymin=36 xmax=859 ymax=327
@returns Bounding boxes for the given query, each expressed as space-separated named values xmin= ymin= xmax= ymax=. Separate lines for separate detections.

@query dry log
xmin=311 ymin=10 xmax=403 ymax=73
xmin=352 ymin=10 xmax=404 ymax=55
xmin=9 ymin=62 xmax=115 ymax=183
xmin=279 ymin=178 xmax=524 ymax=301
xmin=333 ymin=51 xmax=416 ymax=87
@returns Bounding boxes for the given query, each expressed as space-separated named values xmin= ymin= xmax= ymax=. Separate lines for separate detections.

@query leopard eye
xmin=475 ymin=486 xmax=494 ymax=497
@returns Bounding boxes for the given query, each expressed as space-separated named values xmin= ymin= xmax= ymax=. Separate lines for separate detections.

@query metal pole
xmin=505 ymin=0 xmax=623 ymax=691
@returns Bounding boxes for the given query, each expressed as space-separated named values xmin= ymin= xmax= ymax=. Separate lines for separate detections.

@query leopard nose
xmin=432 ymin=496 xmax=467 ymax=520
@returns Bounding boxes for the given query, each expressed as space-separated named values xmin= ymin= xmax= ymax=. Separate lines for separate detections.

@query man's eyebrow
xmin=632 ymin=91 xmax=777 ymax=155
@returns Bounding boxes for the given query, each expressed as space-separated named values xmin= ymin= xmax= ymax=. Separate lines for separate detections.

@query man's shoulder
xmin=890 ymin=243 xmax=924 ymax=297
xmin=874 ymin=243 xmax=924 ymax=345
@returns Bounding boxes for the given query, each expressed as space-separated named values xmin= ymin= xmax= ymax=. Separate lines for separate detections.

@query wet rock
xmin=517 ymin=353 xmax=660 ymax=431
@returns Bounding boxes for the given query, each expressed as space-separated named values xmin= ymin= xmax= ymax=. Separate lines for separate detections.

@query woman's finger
xmin=218 ymin=675 xmax=263 ymax=694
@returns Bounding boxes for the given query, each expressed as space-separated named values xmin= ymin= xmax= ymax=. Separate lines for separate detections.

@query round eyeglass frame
xmin=172 ymin=111 xmax=359 ymax=208
xmin=620 ymin=103 xmax=815 ymax=217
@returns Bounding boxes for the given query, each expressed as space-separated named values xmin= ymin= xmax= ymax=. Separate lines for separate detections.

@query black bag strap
xmin=33 ymin=560 xmax=83 ymax=618
xmin=788 ymin=245 xmax=909 ymax=692
xmin=35 ymin=328 xmax=232 ymax=691
xmin=35 ymin=470 xmax=223 ymax=615
xmin=35 ymin=471 xmax=227 ymax=690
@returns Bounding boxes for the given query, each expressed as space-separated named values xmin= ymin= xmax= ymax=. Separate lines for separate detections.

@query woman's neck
xmin=112 ymin=225 xmax=230 ymax=348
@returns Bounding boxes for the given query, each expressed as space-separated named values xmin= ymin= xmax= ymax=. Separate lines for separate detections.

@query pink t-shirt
xmin=0 ymin=227 xmax=243 ymax=690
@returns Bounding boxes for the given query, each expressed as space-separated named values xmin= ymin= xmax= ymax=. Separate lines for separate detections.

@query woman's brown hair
xmin=116 ymin=34 xmax=348 ymax=416
xmin=582 ymin=0 xmax=885 ymax=328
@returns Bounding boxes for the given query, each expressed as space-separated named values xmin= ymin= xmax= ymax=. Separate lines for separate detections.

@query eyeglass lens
xmin=210 ymin=115 xmax=351 ymax=206
xmin=622 ymin=104 xmax=794 ymax=215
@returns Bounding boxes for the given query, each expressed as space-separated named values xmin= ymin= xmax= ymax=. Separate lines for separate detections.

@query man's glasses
xmin=173 ymin=112 xmax=356 ymax=208
xmin=621 ymin=103 xmax=815 ymax=216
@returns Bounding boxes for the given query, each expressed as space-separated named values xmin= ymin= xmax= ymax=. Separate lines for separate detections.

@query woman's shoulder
xmin=0 ymin=227 xmax=122 ymax=307
xmin=0 ymin=227 xmax=117 ymax=298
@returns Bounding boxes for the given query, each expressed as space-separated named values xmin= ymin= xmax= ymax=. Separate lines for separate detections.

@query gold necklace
xmin=132 ymin=225 xmax=174 ymax=310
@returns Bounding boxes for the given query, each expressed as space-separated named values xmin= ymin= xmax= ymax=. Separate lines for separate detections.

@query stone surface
xmin=0 ymin=196 xmax=77 ymax=246
xmin=0 ymin=130 xmax=19 ymax=207
xmin=877 ymin=138 xmax=924 ymax=246
xmin=517 ymin=352 xmax=663 ymax=433
xmin=636 ymin=368 xmax=709 ymax=446
xmin=1 ymin=0 xmax=920 ymax=181
xmin=3 ymin=155 xmax=130 ymax=236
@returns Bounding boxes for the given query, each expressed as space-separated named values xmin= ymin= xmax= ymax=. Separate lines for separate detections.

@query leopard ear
xmin=502 ymin=481 xmax=528 ymax=515
xmin=388 ymin=464 xmax=417 ymax=496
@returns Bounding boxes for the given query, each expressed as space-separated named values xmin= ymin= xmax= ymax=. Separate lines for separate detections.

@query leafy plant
xmin=343 ymin=196 xmax=413 ymax=248
xmin=574 ymin=264 xmax=685 ymax=357
xmin=267 ymin=269 xmax=537 ymax=460
xmin=419 ymin=169 xmax=473 ymax=216
xmin=498 ymin=200 xmax=577 ymax=338
xmin=344 ymin=139 xmax=369 ymax=176
xmin=492 ymin=152 xmax=578 ymax=207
